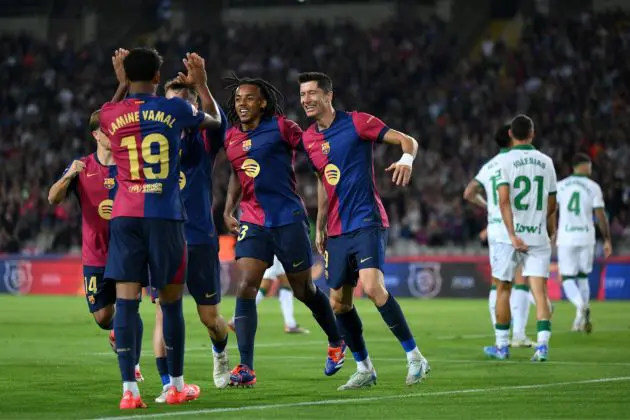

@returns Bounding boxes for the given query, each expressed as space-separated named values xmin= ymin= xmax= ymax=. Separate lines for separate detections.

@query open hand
xmin=385 ymin=162 xmax=412 ymax=186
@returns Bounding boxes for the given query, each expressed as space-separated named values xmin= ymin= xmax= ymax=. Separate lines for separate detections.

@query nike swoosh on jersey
xmin=205 ymin=292 xmax=217 ymax=298
xmin=86 ymin=173 xmax=99 ymax=177
xmin=360 ymin=257 xmax=373 ymax=263
xmin=292 ymin=260 xmax=304 ymax=268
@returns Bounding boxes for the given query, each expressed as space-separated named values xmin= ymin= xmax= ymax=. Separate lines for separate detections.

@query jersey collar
xmin=511 ymin=144 xmax=535 ymax=151
xmin=127 ymin=92 xmax=156 ymax=99
xmin=499 ymin=148 xmax=509 ymax=153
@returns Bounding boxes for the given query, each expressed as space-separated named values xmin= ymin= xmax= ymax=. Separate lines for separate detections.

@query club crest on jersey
xmin=103 ymin=178 xmax=115 ymax=190
xmin=243 ymin=139 xmax=252 ymax=152
xmin=321 ymin=142 xmax=330 ymax=155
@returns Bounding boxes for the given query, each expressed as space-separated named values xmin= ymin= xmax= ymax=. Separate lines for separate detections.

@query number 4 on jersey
xmin=567 ymin=191 xmax=580 ymax=216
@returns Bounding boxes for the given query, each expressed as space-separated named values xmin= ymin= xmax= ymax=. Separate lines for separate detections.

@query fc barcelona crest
xmin=103 ymin=178 xmax=116 ymax=190
xmin=322 ymin=142 xmax=330 ymax=155
xmin=243 ymin=139 xmax=252 ymax=152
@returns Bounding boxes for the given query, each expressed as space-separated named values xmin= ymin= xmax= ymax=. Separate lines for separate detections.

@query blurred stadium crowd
xmin=1 ymin=11 xmax=629 ymax=254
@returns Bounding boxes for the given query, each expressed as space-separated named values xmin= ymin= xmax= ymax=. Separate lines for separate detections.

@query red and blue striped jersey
xmin=302 ymin=111 xmax=390 ymax=236
xmin=179 ymin=106 xmax=228 ymax=245
xmin=65 ymin=153 xmax=118 ymax=267
xmin=225 ymin=116 xmax=306 ymax=227
xmin=99 ymin=93 xmax=205 ymax=220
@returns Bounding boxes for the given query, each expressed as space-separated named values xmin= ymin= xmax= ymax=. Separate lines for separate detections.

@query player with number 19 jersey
xmin=495 ymin=144 xmax=557 ymax=280
xmin=99 ymin=93 xmax=205 ymax=288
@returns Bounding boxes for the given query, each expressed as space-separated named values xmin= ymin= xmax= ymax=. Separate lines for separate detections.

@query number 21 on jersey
xmin=121 ymin=133 xmax=170 ymax=180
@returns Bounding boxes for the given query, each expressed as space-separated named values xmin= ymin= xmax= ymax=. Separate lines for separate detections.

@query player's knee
xmin=363 ymin=282 xmax=388 ymax=304
xmin=93 ymin=309 xmax=114 ymax=330
xmin=330 ymin=297 xmax=352 ymax=314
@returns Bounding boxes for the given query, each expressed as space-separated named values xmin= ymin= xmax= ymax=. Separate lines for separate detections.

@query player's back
xmin=180 ymin=107 xmax=227 ymax=244
xmin=99 ymin=93 xmax=204 ymax=220
xmin=497 ymin=145 xmax=557 ymax=245
xmin=224 ymin=115 xmax=306 ymax=228
xmin=556 ymin=175 xmax=603 ymax=246
xmin=70 ymin=153 xmax=118 ymax=267
xmin=302 ymin=111 xmax=389 ymax=236
xmin=474 ymin=150 xmax=509 ymax=243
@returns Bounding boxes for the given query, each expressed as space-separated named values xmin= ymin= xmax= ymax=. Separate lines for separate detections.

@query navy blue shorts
xmin=325 ymin=227 xmax=387 ymax=290
xmin=83 ymin=266 xmax=116 ymax=313
xmin=187 ymin=242 xmax=221 ymax=306
xmin=235 ymin=220 xmax=312 ymax=273
xmin=105 ymin=217 xmax=187 ymax=290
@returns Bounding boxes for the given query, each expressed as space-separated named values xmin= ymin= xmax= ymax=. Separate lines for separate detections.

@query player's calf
xmin=93 ymin=305 xmax=115 ymax=330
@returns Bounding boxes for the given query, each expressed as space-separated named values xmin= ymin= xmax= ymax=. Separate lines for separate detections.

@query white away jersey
xmin=556 ymin=175 xmax=604 ymax=246
xmin=474 ymin=149 xmax=509 ymax=243
xmin=495 ymin=145 xmax=557 ymax=246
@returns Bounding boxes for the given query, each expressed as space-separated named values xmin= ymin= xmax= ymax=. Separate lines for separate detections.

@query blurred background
xmin=0 ymin=0 xmax=629 ymax=298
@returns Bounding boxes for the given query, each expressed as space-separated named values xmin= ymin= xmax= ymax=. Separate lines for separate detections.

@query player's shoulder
xmin=274 ymin=115 xmax=302 ymax=132
xmin=303 ymin=121 xmax=320 ymax=136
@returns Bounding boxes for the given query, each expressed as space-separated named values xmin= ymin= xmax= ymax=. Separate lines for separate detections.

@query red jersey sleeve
xmin=351 ymin=111 xmax=389 ymax=142
xmin=278 ymin=116 xmax=303 ymax=149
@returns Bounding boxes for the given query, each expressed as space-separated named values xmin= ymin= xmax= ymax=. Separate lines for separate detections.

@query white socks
xmin=577 ymin=277 xmax=590 ymax=307
xmin=170 ymin=375 xmax=184 ymax=392
xmin=488 ymin=288 xmax=497 ymax=327
xmin=495 ymin=327 xmax=509 ymax=348
xmin=511 ymin=286 xmax=530 ymax=340
xmin=357 ymin=356 xmax=374 ymax=373
xmin=255 ymin=290 xmax=265 ymax=305
xmin=279 ymin=288 xmax=297 ymax=328
xmin=123 ymin=381 xmax=139 ymax=397
xmin=406 ymin=347 xmax=423 ymax=363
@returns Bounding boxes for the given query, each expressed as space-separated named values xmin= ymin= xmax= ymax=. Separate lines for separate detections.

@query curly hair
xmin=224 ymin=73 xmax=284 ymax=126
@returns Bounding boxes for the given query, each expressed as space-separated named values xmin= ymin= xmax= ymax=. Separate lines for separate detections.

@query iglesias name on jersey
xmin=495 ymin=144 xmax=557 ymax=246
xmin=302 ymin=111 xmax=390 ymax=236
xmin=64 ymin=153 xmax=117 ymax=267
xmin=225 ymin=115 xmax=306 ymax=228
xmin=556 ymin=174 xmax=605 ymax=246
xmin=179 ymin=106 xmax=227 ymax=245
xmin=99 ymin=93 xmax=205 ymax=220
xmin=474 ymin=149 xmax=509 ymax=243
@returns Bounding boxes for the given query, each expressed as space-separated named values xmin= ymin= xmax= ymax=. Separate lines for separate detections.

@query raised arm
xmin=315 ymin=173 xmax=328 ymax=255
xmin=48 ymin=160 xmax=84 ymax=205
xmin=223 ymin=168 xmax=242 ymax=234
xmin=111 ymin=48 xmax=129 ymax=103
xmin=463 ymin=179 xmax=487 ymax=209
xmin=182 ymin=53 xmax=221 ymax=129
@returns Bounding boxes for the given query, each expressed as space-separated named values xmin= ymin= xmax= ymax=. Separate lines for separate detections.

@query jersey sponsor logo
xmin=324 ymin=163 xmax=341 ymax=186
xmin=128 ymin=183 xmax=163 ymax=194
xmin=515 ymin=223 xmax=542 ymax=234
xmin=241 ymin=159 xmax=260 ymax=178
xmin=564 ymin=225 xmax=589 ymax=233
xmin=243 ymin=139 xmax=252 ymax=152
xmin=321 ymin=142 xmax=330 ymax=155
xmin=407 ymin=263 xmax=442 ymax=298
xmin=179 ymin=171 xmax=186 ymax=190
xmin=104 ymin=178 xmax=116 ymax=189
xmin=3 ymin=260 xmax=33 ymax=295
xmin=98 ymin=199 xmax=114 ymax=220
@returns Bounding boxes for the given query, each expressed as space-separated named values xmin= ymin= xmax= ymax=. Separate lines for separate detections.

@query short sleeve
xmin=99 ymin=102 xmax=113 ymax=134
xmin=352 ymin=112 xmax=389 ymax=142
xmin=495 ymin=160 xmax=510 ymax=187
xmin=592 ymin=184 xmax=605 ymax=208
xmin=278 ymin=117 xmax=303 ymax=149
xmin=170 ymin=97 xmax=205 ymax=129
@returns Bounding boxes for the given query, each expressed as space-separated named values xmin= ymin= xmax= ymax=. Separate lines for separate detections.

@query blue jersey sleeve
xmin=169 ymin=97 xmax=205 ymax=129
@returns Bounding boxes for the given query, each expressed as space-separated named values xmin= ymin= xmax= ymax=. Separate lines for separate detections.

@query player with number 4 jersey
xmin=99 ymin=48 xmax=222 ymax=409
xmin=557 ymin=153 xmax=612 ymax=333
xmin=486 ymin=115 xmax=557 ymax=362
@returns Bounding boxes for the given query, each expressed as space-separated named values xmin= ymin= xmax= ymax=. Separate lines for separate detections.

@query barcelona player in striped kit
xmin=299 ymin=72 xmax=430 ymax=390
xmin=48 ymin=110 xmax=145 ymax=381
xmin=222 ymin=75 xmax=345 ymax=386
xmin=99 ymin=48 xmax=222 ymax=409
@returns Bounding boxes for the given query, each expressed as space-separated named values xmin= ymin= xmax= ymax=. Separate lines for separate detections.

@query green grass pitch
xmin=1 ymin=296 xmax=629 ymax=419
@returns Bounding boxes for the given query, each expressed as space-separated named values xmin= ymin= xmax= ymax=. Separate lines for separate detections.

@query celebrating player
xmin=464 ymin=125 xmax=535 ymax=347
xmin=557 ymin=153 xmax=612 ymax=333
xmin=228 ymin=255 xmax=310 ymax=334
xmin=48 ymin=110 xmax=145 ymax=381
xmin=99 ymin=48 xmax=222 ymax=409
xmin=485 ymin=114 xmax=557 ymax=362
xmin=298 ymin=72 xmax=429 ymax=390
xmin=148 ymin=78 xmax=231 ymax=404
xmin=222 ymin=74 xmax=345 ymax=387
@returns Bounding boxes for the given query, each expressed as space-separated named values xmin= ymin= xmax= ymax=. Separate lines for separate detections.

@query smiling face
xmin=234 ymin=84 xmax=267 ymax=125
xmin=300 ymin=80 xmax=332 ymax=119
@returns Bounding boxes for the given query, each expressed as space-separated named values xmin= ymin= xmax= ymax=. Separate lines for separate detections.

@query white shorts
xmin=491 ymin=242 xmax=551 ymax=281
xmin=557 ymin=245 xmax=594 ymax=277
xmin=263 ymin=256 xmax=285 ymax=280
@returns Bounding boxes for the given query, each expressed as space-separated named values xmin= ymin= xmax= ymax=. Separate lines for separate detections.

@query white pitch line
xmin=90 ymin=376 xmax=630 ymax=420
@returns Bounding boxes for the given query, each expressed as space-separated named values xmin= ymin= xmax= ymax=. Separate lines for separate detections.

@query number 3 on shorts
xmin=238 ymin=225 xmax=249 ymax=241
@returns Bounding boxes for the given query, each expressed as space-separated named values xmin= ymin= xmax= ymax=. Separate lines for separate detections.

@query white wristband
xmin=398 ymin=153 xmax=414 ymax=167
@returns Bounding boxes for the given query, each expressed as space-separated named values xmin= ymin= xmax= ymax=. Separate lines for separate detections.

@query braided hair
xmin=224 ymin=73 xmax=285 ymax=126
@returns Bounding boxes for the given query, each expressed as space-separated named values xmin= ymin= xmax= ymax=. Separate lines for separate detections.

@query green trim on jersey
xmin=511 ymin=144 xmax=535 ymax=151
xmin=499 ymin=148 xmax=510 ymax=154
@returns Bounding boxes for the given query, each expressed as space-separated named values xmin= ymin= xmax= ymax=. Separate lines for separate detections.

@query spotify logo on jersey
xmin=98 ymin=199 xmax=114 ymax=220
xmin=324 ymin=164 xmax=341 ymax=186
xmin=241 ymin=159 xmax=261 ymax=178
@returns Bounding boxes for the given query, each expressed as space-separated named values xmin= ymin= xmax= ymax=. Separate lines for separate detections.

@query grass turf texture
xmin=1 ymin=296 xmax=629 ymax=419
